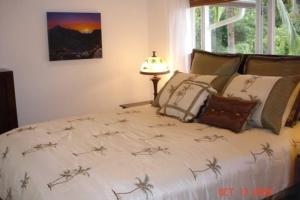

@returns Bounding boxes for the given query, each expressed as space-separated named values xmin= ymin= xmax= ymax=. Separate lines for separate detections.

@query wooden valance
xmin=190 ymin=0 xmax=236 ymax=7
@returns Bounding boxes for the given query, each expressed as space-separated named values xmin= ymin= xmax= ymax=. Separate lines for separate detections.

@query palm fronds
xmin=20 ymin=172 xmax=30 ymax=190
xmin=112 ymin=174 xmax=154 ymax=200
xmin=47 ymin=166 xmax=90 ymax=190
xmin=22 ymin=142 xmax=57 ymax=156
xmin=189 ymin=157 xmax=222 ymax=180
xmin=131 ymin=146 xmax=170 ymax=156
xmin=72 ymin=146 xmax=106 ymax=157
xmin=250 ymin=142 xmax=273 ymax=162
xmin=1 ymin=146 xmax=9 ymax=160
xmin=276 ymin=0 xmax=299 ymax=51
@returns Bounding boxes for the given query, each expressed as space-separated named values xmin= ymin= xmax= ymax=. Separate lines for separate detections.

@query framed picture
xmin=47 ymin=12 xmax=102 ymax=61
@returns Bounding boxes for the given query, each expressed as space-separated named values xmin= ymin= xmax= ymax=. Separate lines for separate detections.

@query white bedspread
xmin=0 ymin=105 xmax=298 ymax=200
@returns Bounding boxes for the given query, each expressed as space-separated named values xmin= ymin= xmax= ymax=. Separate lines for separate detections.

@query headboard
xmin=190 ymin=49 xmax=300 ymax=126
xmin=191 ymin=49 xmax=300 ymax=75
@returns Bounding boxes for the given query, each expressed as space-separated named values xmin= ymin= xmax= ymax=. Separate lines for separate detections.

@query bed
xmin=0 ymin=104 xmax=298 ymax=200
xmin=1 ymin=49 xmax=300 ymax=200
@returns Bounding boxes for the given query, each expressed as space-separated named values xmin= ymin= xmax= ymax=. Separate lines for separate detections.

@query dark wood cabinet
xmin=296 ymin=155 xmax=300 ymax=199
xmin=0 ymin=69 xmax=18 ymax=134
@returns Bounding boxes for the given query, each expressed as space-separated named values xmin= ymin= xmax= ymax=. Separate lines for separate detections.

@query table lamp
xmin=140 ymin=51 xmax=170 ymax=100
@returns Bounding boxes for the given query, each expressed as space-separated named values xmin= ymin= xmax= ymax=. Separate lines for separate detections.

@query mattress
xmin=0 ymin=105 xmax=298 ymax=200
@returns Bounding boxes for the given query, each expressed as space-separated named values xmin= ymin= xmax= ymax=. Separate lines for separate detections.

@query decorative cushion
xmin=244 ymin=55 xmax=300 ymax=76
xmin=190 ymin=49 xmax=242 ymax=76
xmin=222 ymin=74 xmax=300 ymax=134
xmin=153 ymin=71 xmax=217 ymax=107
xmin=198 ymin=95 xmax=258 ymax=133
xmin=159 ymin=80 xmax=217 ymax=122
xmin=243 ymin=55 xmax=300 ymax=126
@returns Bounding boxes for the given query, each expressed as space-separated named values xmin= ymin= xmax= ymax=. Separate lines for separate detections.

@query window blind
xmin=189 ymin=0 xmax=236 ymax=7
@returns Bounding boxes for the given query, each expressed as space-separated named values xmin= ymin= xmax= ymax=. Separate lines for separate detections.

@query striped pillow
xmin=222 ymin=74 xmax=300 ymax=134
xmin=153 ymin=71 xmax=217 ymax=107
xmin=159 ymin=80 xmax=217 ymax=122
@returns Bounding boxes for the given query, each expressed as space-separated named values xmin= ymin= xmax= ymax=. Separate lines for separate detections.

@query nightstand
xmin=0 ymin=69 xmax=18 ymax=134
xmin=119 ymin=100 xmax=152 ymax=109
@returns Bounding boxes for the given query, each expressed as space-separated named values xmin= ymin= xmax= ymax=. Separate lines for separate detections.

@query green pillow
xmin=244 ymin=55 xmax=300 ymax=76
xmin=190 ymin=49 xmax=242 ymax=76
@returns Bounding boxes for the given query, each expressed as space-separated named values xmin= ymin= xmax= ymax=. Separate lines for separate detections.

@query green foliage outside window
xmin=195 ymin=0 xmax=300 ymax=55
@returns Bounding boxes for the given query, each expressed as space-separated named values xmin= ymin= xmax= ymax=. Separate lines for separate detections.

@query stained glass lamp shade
xmin=140 ymin=51 xmax=170 ymax=99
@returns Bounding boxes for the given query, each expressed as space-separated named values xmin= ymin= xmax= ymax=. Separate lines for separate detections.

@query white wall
xmin=0 ymin=0 xmax=154 ymax=125
xmin=148 ymin=0 xmax=169 ymax=60
xmin=147 ymin=0 xmax=173 ymax=88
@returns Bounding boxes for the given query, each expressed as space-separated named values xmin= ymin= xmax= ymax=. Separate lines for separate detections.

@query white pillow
xmin=153 ymin=71 xmax=217 ymax=107
xmin=159 ymin=80 xmax=217 ymax=122
xmin=222 ymin=74 xmax=300 ymax=134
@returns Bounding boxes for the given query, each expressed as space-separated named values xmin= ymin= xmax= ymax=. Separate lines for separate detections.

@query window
xmin=194 ymin=5 xmax=256 ymax=54
xmin=274 ymin=0 xmax=300 ymax=55
xmin=194 ymin=0 xmax=300 ymax=55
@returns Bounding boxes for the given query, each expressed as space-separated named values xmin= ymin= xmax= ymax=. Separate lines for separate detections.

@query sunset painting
xmin=47 ymin=12 xmax=102 ymax=61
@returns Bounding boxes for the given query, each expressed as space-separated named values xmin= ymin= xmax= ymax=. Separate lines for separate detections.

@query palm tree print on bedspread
xmin=139 ymin=134 xmax=164 ymax=141
xmin=67 ymin=117 xmax=95 ymax=123
xmin=132 ymin=146 xmax=170 ymax=156
xmin=173 ymin=84 xmax=194 ymax=106
xmin=20 ymin=172 xmax=30 ymax=190
xmin=241 ymin=76 xmax=260 ymax=92
xmin=1 ymin=147 xmax=9 ymax=160
xmin=194 ymin=135 xmax=225 ymax=143
xmin=189 ymin=157 xmax=222 ymax=180
xmin=93 ymin=131 xmax=123 ymax=138
xmin=6 ymin=126 xmax=36 ymax=136
xmin=47 ymin=126 xmax=75 ymax=135
xmin=47 ymin=166 xmax=91 ymax=191
xmin=4 ymin=188 xmax=12 ymax=200
xmin=112 ymin=174 xmax=154 ymax=200
xmin=196 ymin=125 xmax=211 ymax=132
xmin=72 ymin=146 xmax=106 ymax=157
xmin=117 ymin=110 xmax=141 ymax=115
xmin=250 ymin=143 xmax=273 ymax=162
xmin=0 ymin=147 xmax=9 ymax=179
xmin=22 ymin=142 xmax=57 ymax=156
xmin=148 ymin=123 xmax=176 ymax=128
xmin=105 ymin=119 xmax=128 ymax=126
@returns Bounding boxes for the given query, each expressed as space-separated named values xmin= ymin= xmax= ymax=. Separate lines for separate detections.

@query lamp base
xmin=151 ymin=75 xmax=161 ymax=100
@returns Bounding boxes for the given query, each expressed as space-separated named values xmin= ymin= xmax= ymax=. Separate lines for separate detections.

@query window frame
xmin=194 ymin=0 xmax=276 ymax=54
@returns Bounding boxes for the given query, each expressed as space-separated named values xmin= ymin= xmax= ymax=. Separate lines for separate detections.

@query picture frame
xmin=47 ymin=12 xmax=102 ymax=61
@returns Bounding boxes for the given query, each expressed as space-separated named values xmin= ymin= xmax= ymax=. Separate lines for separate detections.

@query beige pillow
xmin=159 ymin=80 xmax=217 ymax=122
xmin=222 ymin=74 xmax=300 ymax=134
xmin=153 ymin=71 xmax=217 ymax=107
xmin=243 ymin=55 xmax=300 ymax=126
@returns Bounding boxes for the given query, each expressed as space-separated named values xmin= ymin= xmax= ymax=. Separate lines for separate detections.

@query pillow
xmin=222 ymin=74 xmax=300 ymax=134
xmin=190 ymin=49 xmax=242 ymax=76
xmin=198 ymin=95 xmax=258 ymax=133
xmin=243 ymin=55 xmax=300 ymax=126
xmin=153 ymin=71 xmax=218 ymax=107
xmin=159 ymin=80 xmax=217 ymax=122
xmin=244 ymin=55 xmax=300 ymax=76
